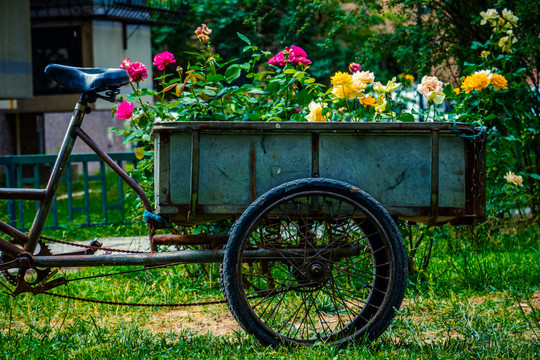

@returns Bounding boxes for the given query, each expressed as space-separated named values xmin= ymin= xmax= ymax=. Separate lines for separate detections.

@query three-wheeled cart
xmin=0 ymin=64 xmax=486 ymax=347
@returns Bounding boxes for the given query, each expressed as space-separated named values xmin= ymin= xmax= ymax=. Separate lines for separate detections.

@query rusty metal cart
xmin=0 ymin=64 xmax=486 ymax=347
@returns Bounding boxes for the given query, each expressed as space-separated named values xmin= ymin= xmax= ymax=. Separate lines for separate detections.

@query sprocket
xmin=0 ymin=240 xmax=56 ymax=286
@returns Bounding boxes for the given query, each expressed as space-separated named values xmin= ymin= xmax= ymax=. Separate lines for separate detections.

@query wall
xmin=0 ymin=0 xmax=33 ymax=99
xmin=92 ymin=21 xmax=153 ymax=111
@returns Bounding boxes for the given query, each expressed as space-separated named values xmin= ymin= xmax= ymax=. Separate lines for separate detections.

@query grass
xmin=0 ymin=219 xmax=539 ymax=359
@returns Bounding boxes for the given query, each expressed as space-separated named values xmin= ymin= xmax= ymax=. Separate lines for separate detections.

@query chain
xmin=25 ymin=235 xmax=313 ymax=309
xmin=42 ymin=291 xmax=227 ymax=308
xmin=40 ymin=235 xmax=146 ymax=254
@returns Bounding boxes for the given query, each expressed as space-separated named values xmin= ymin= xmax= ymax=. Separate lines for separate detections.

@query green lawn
xmin=0 ymin=221 xmax=538 ymax=359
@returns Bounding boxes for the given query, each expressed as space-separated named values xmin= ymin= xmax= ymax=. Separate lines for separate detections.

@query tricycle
xmin=0 ymin=64 xmax=486 ymax=347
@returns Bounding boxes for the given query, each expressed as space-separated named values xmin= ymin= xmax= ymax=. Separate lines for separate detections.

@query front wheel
xmin=221 ymin=178 xmax=407 ymax=347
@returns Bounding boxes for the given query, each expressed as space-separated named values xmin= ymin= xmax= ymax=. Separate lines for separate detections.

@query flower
xmin=116 ymin=101 xmax=134 ymax=120
xmin=416 ymin=76 xmax=445 ymax=104
xmin=502 ymin=8 xmax=518 ymax=26
xmin=120 ymin=58 xmax=131 ymax=69
xmin=331 ymin=72 xmax=353 ymax=88
xmin=305 ymin=101 xmax=329 ymax=122
xmin=354 ymin=71 xmax=375 ymax=84
xmin=480 ymin=9 xmax=499 ymax=26
xmin=330 ymin=71 xmax=366 ymax=99
xmin=491 ymin=73 xmax=508 ymax=90
xmin=268 ymin=45 xmax=312 ymax=67
xmin=504 ymin=171 xmax=523 ymax=186
xmin=373 ymin=78 xmax=401 ymax=93
xmin=453 ymin=87 xmax=461 ymax=95
xmin=399 ymin=74 xmax=415 ymax=86
xmin=374 ymin=94 xmax=387 ymax=113
xmin=120 ymin=59 xmax=148 ymax=83
xmin=359 ymin=95 xmax=376 ymax=107
xmin=349 ymin=62 xmax=361 ymax=73
xmin=475 ymin=69 xmax=493 ymax=80
xmin=498 ymin=35 xmax=517 ymax=53
xmin=153 ymin=51 xmax=176 ymax=71
xmin=480 ymin=50 xmax=491 ymax=58
xmin=461 ymin=72 xmax=491 ymax=93
xmin=195 ymin=24 xmax=212 ymax=42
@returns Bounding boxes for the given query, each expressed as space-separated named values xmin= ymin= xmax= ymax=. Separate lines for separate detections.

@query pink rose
xmin=268 ymin=52 xmax=287 ymax=66
xmin=120 ymin=58 xmax=131 ymax=69
xmin=349 ymin=63 xmax=361 ymax=73
xmin=153 ymin=51 xmax=176 ymax=71
xmin=120 ymin=59 xmax=148 ymax=83
xmin=116 ymin=101 xmax=134 ymax=120
xmin=268 ymin=45 xmax=311 ymax=67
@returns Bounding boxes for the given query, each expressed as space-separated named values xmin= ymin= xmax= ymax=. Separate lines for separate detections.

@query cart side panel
xmin=319 ymin=134 xmax=432 ymax=207
xmin=169 ymin=132 xmax=192 ymax=205
xmin=438 ymin=135 xmax=466 ymax=208
xmin=198 ymin=132 xmax=312 ymax=206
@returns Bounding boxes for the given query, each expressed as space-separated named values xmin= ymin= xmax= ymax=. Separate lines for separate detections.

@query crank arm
xmin=0 ymin=253 xmax=32 ymax=271
xmin=12 ymin=276 xmax=68 ymax=296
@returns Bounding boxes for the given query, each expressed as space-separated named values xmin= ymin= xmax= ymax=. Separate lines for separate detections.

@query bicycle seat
xmin=45 ymin=64 xmax=129 ymax=93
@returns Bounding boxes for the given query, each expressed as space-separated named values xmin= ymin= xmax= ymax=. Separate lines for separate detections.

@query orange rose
xmin=491 ymin=74 xmax=508 ymax=90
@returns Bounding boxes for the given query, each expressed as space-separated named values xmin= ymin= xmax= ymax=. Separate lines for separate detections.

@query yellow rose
xmin=498 ymin=35 xmax=517 ymax=53
xmin=331 ymin=71 xmax=353 ymax=88
xmin=502 ymin=8 xmax=518 ymax=26
xmin=374 ymin=94 xmax=387 ymax=113
xmin=480 ymin=9 xmax=499 ymax=26
xmin=305 ymin=101 xmax=329 ymax=122
xmin=491 ymin=73 xmax=508 ymax=90
xmin=504 ymin=171 xmax=523 ymax=186
xmin=480 ymin=50 xmax=491 ymax=58
xmin=461 ymin=73 xmax=491 ymax=93
xmin=359 ymin=95 xmax=376 ymax=107
xmin=331 ymin=71 xmax=363 ymax=99
xmin=373 ymin=77 xmax=401 ymax=93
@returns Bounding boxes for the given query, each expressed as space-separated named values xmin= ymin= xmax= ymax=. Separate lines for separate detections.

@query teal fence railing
xmin=0 ymin=153 xmax=138 ymax=230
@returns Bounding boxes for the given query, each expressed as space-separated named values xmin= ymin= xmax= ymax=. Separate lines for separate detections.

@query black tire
xmin=221 ymin=178 xmax=407 ymax=347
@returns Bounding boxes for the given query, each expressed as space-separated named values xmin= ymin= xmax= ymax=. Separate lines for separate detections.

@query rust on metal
xmin=152 ymin=234 xmax=228 ymax=247
xmin=0 ymin=237 xmax=24 ymax=257
xmin=188 ymin=130 xmax=201 ymax=220
xmin=429 ymin=128 xmax=440 ymax=225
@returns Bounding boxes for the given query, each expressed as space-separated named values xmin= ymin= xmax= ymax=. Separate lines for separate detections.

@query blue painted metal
xmin=0 ymin=152 xmax=137 ymax=230
xmin=152 ymin=121 xmax=486 ymax=226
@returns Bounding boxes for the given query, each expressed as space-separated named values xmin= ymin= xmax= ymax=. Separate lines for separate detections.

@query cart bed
xmin=152 ymin=122 xmax=486 ymax=225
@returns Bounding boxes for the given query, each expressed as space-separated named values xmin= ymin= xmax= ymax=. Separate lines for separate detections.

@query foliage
xmin=376 ymin=0 xmax=540 ymax=217
xmin=152 ymin=0 xmax=388 ymax=80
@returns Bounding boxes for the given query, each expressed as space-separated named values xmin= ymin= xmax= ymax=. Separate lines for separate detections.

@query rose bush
xmin=114 ymin=13 xmax=536 ymax=218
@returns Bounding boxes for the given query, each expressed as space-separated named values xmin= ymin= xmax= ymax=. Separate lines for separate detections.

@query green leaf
xmin=207 ymin=74 xmax=224 ymax=82
xmin=284 ymin=69 xmax=296 ymax=74
xmin=225 ymin=65 xmax=242 ymax=83
xmin=297 ymin=89 xmax=312 ymax=106
xmin=247 ymin=89 xmax=267 ymax=95
xmin=530 ymin=173 xmax=540 ymax=180
xmin=203 ymin=89 xmax=217 ymax=97
xmin=237 ymin=32 xmax=251 ymax=46
xmin=397 ymin=113 xmax=415 ymax=122
xmin=249 ymin=112 xmax=261 ymax=121
xmin=266 ymin=81 xmax=280 ymax=94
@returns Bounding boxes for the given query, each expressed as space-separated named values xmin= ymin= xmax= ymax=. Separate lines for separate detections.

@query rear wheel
xmin=221 ymin=178 xmax=407 ymax=347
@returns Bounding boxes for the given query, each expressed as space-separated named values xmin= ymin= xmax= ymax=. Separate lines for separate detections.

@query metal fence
xmin=0 ymin=152 xmax=137 ymax=230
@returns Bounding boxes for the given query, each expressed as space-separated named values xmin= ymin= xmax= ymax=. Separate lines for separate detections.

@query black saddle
xmin=45 ymin=64 xmax=129 ymax=93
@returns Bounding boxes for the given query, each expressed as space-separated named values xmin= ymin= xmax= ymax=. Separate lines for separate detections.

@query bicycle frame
xmin=0 ymin=93 xmax=153 ymax=259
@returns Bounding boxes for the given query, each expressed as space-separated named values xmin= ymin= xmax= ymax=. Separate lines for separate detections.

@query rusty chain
xmin=5 ymin=235 xmax=311 ymax=308
xmin=39 ymin=235 xmax=146 ymax=254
